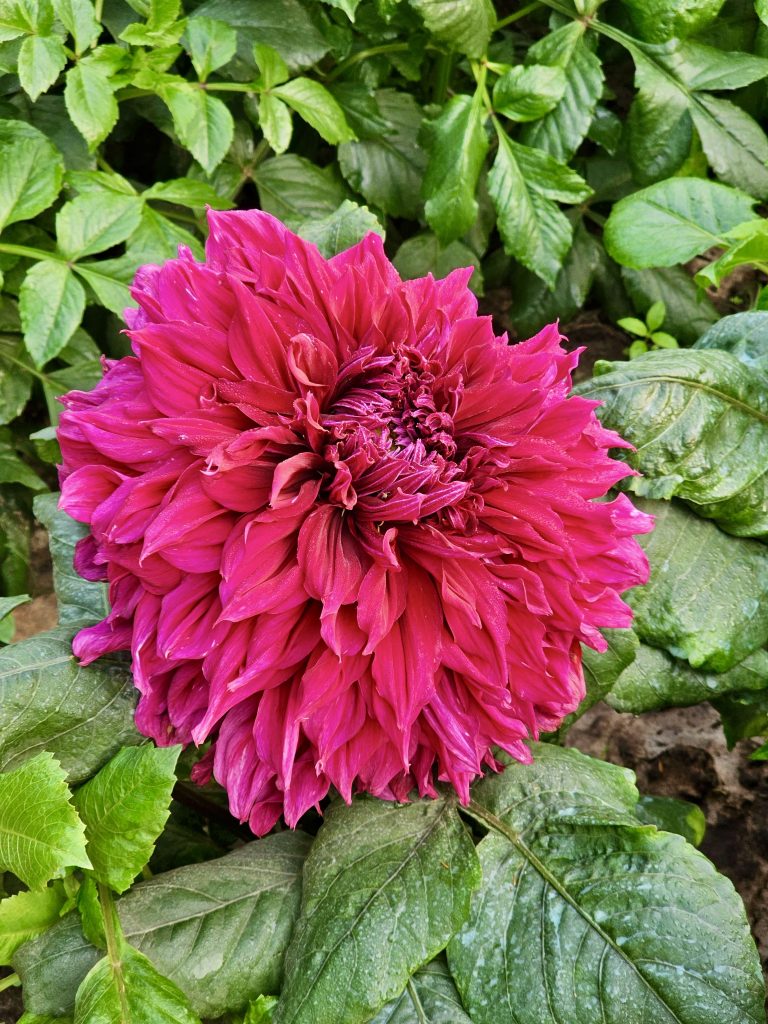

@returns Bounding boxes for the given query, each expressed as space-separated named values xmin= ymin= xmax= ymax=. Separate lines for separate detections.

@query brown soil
xmin=568 ymin=702 xmax=768 ymax=972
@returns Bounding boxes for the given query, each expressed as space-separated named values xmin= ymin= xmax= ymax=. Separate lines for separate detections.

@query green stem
xmin=0 ymin=973 xmax=20 ymax=993
xmin=97 ymin=882 xmax=130 ymax=1019
xmin=0 ymin=242 xmax=63 ymax=263
xmin=203 ymin=81 xmax=257 ymax=93
xmin=495 ymin=1 xmax=543 ymax=30
xmin=431 ymin=51 xmax=453 ymax=104
xmin=326 ymin=42 xmax=411 ymax=82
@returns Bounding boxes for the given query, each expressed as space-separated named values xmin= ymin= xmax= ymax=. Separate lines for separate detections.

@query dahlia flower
xmin=58 ymin=210 xmax=651 ymax=834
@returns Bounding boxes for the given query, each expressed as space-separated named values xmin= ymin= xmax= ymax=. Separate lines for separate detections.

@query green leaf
xmin=555 ymin=628 xmax=639 ymax=735
xmin=64 ymin=64 xmax=119 ymax=148
xmin=694 ymin=311 xmax=768 ymax=376
xmin=370 ymin=958 xmax=472 ymax=1024
xmin=18 ymin=33 xmax=67 ymax=101
xmin=124 ymin=207 xmax=203 ymax=265
xmin=520 ymin=21 xmax=603 ymax=162
xmin=626 ymin=55 xmax=691 ymax=184
xmin=296 ymin=200 xmax=383 ymax=258
xmin=183 ymin=16 xmax=236 ymax=80
xmin=0 ymin=883 xmax=66 ymax=964
xmin=407 ymin=0 xmax=493 ymax=57
xmin=488 ymin=127 xmax=572 ymax=289
xmin=617 ymin=316 xmax=648 ymax=336
xmin=242 ymin=996 xmax=278 ymax=1024
xmin=0 ymin=434 xmax=45 ymax=491
xmin=252 ymin=42 xmax=289 ymax=89
xmin=0 ymin=751 xmax=90 ymax=889
xmin=580 ymin=349 xmax=768 ymax=537
xmin=627 ymin=499 xmax=768 ymax=671
xmin=607 ymin=643 xmax=768 ymax=713
xmin=274 ymin=797 xmax=481 ymax=1024
xmin=715 ymin=690 xmax=768 ymax=748
xmin=422 ymin=93 xmax=488 ymax=245
xmin=16 ymin=834 xmax=311 ymax=1018
xmin=73 ymin=745 xmax=180 ymax=894
xmin=493 ymin=64 xmax=566 ymax=123
xmin=255 ymin=155 xmax=348 ymax=228
xmin=449 ymin=743 xmax=765 ymax=1024
xmin=159 ymin=81 xmax=234 ymax=173
xmin=0 ymin=119 xmax=64 ymax=231
xmin=0 ymin=335 xmax=34 ymax=425
xmin=603 ymin=177 xmax=757 ymax=269
xmin=143 ymin=177 xmax=228 ymax=208
xmin=258 ymin=94 xmax=293 ymax=154
xmin=20 ymin=261 xmax=86 ymax=368
xmin=620 ymin=266 xmax=718 ymax=346
xmin=646 ymin=299 xmax=665 ymax=332
xmin=338 ymin=90 xmax=427 ymax=220
xmin=621 ymin=0 xmax=727 ymax=42
xmin=58 ymin=0 xmax=100 ymax=54
xmin=692 ymin=94 xmax=768 ymax=200
xmin=34 ymin=493 xmax=108 ymax=625
xmin=394 ymin=233 xmax=483 ymax=294
xmin=272 ymin=78 xmax=354 ymax=145
xmin=76 ymin=875 xmax=106 ymax=949
xmin=634 ymin=795 xmax=707 ymax=847
xmin=56 ymin=193 xmax=143 ymax=259
xmin=72 ymin=255 xmax=136 ymax=316
xmin=74 ymin=944 xmax=202 ymax=1024
xmin=0 ymin=592 xmax=29 ymax=643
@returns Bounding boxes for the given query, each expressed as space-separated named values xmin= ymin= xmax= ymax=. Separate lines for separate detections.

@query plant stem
xmin=326 ymin=42 xmax=411 ymax=82
xmin=431 ymin=51 xmax=453 ymax=104
xmin=97 ymin=882 xmax=130 ymax=1019
xmin=495 ymin=1 xmax=543 ymax=30
xmin=0 ymin=242 xmax=63 ymax=263
xmin=0 ymin=973 xmax=20 ymax=993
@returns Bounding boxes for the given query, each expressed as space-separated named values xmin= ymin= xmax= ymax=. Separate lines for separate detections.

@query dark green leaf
xmin=408 ymin=0 xmax=493 ymax=57
xmin=620 ymin=266 xmax=718 ymax=346
xmin=692 ymin=93 xmax=768 ymax=200
xmin=557 ymin=628 xmax=639 ymax=734
xmin=635 ymin=795 xmax=707 ymax=847
xmin=581 ymin=349 xmax=768 ymax=537
xmin=0 ymin=119 xmax=64 ymax=231
xmin=627 ymin=53 xmax=692 ymax=184
xmin=296 ymin=200 xmax=382 ymax=258
xmin=272 ymin=78 xmax=355 ymax=145
xmin=603 ymin=177 xmax=757 ymax=269
xmin=370 ymin=958 xmax=472 ymax=1024
xmin=20 ymin=261 xmax=86 ymax=368
xmin=394 ymin=233 xmax=483 ymax=294
xmin=255 ymin=155 xmax=348 ymax=228
xmin=0 ymin=751 xmax=90 ymax=889
xmin=56 ymin=193 xmax=143 ymax=259
xmin=275 ymin=797 xmax=480 ymax=1024
xmin=694 ymin=311 xmax=768 ymax=376
xmin=73 ymin=745 xmax=180 ymax=894
xmin=0 ymin=335 xmax=34 ymax=425
xmin=0 ymin=435 xmax=45 ymax=491
xmin=493 ymin=64 xmax=566 ymax=123
xmin=14 ymin=914 xmax=100 ymax=1018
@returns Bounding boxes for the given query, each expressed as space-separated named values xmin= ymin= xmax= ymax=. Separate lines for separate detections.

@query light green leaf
xmin=274 ymin=797 xmax=481 ymax=1024
xmin=143 ymin=177 xmax=229 ymax=208
xmin=0 ymin=883 xmax=66 ymax=964
xmin=0 ymin=335 xmax=33 ymax=426
xmin=64 ymin=63 xmax=119 ymax=148
xmin=58 ymin=0 xmax=100 ymax=54
xmin=370 ymin=958 xmax=472 ymax=1023
xmin=73 ymin=745 xmax=180 ymax=894
xmin=338 ymin=90 xmax=427 ymax=220
xmin=159 ymin=81 xmax=234 ymax=173
xmin=296 ymin=200 xmax=383 ymax=258
xmin=56 ymin=193 xmax=143 ymax=259
xmin=621 ymin=0 xmax=726 ymax=42
xmin=422 ymin=93 xmax=488 ymax=245
xmin=74 ymin=944 xmax=202 ymax=1024
xmin=253 ymin=42 xmax=289 ymax=89
xmin=449 ymin=743 xmax=765 ymax=1024
xmin=0 ymin=119 xmax=64 ymax=231
xmin=493 ymin=64 xmax=566 ymax=123
xmin=124 ymin=206 xmax=203 ymax=264
xmin=408 ymin=0 xmax=494 ymax=57
xmin=0 ymin=751 xmax=90 ymax=890
xmin=258 ymin=94 xmax=293 ymax=154
xmin=581 ymin=349 xmax=768 ymax=537
xmin=604 ymin=177 xmax=757 ymax=269
xmin=243 ymin=996 xmax=278 ymax=1024
xmin=183 ymin=16 xmax=236 ymax=80
xmin=628 ymin=499 xmax=768 ymax=671
xmin=0 ymin=593 xmax=29 ymax=643
xmin=394 ymin=233 xmax=483 ymax=294
xmin=488 ymin=127 xmax=572 ymax=288
xmin=617 ymin=316 xmax=648 ymax=336
xmin=694 ymin=311 xmax=768 ymax=376
xmin=18 ymin=33 xmax=67 ymax=100
xmin=272 ymin=78 xmax=354 ymax=145
xmin=607 ymin=643 xmax=768 ymax=713
xmin=255 ymin=154 xmax=348 ymax=228
xmin=73 ymin=257 xmax=135 ymax=316
xmin=20 ymin=261 xmax=86 ymax=368
xmin=635 ymin=794 xmax=707 ymax=847
xmin=758 ymin=0 xmax=768 ymax=27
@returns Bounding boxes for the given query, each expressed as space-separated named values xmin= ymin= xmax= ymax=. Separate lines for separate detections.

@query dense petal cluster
xmin=59 ymin=210 xmax=652 ymax=834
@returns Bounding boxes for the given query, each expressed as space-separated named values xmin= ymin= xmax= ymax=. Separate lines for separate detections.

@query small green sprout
xmin=617 ymin=300 xmax=679 ymax=359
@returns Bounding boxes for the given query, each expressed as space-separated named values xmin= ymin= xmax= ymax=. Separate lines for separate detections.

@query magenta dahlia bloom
xmin=58 ymin=210 xmax=651 ymax=834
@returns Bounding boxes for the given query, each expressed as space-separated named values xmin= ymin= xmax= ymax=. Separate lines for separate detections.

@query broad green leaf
xmin=627 ymin=52 xmax=692 ymax=184
xmin=66 ymin=169 xmax=136 ymax=195
xmin=692 ymin=94 xmax=768 ymax=200
xmin=607 ymin=643 xmax=768 ymax=713
xmin=0 ymin=883 xmax=65 ymax=963
xmin=272 ymin=78 xmax=354 ymax=145
xmin=694 ymin=311 xmax=768 ymax=376
xmin=635 ymin=795 xmax=707 ymax=847
xmin=556 ymin=628 xmax=639 ymax=735
xmin=73 ymin=256 xmax=135 ymax=316
xmin=18 ymin=33 xmax=66 ymax=100
xmin=274 ymin=797 xmax=480 ymax=1024
xmin=422 ymin=93 xmax=488 ymax=245
xmin=34 ymin=493 xmax=108 ymax=625
xmin=0 ymin=335 xmax=34 ymax=425
xmin=0 ymin=628 xmax=140 ymax=782
xmin=370 ymin=958 xmax=472 ymax=1023
xmin=159 ymin=81 xmax=234 ymax=173
xmin=408 ymin=0 xmax=493 ymax=58
xmin=0 ymin=490 xmax=31 ymax=595
xmin=520 ymin=21 xmax=603 ymax=162
xmin=73 ymin=745 xmax=180 ymax=894
xmin=627 ymin=499 xmax=768 ymax=671
xmin=255 ymin=154 xmax=348 ymax=228
xmin=338 ymin=90 xmax=427 ymax=220
xmin=394 ymin=233 xmax=483 ymax=294
xmin=56 ymin=193 xmax=143 ymax=260
xmin=0 ymin=751 xmax=90 ymax=889
xmin=30 ymin=425 xmax=60 ymax=465
xmin=252 ymin=42 xmax=289 ymax=89
xmin=621 ymin=0 xmax=726 ymax=42
xmin=16 ymin=834 xmax=311 ymax=1018
xmin=0 ymin=119 xmax=64 ymax=231
xmin=183 ymin=16 xmax=236 ymax=80
xmin=143 ymin=177 xmax=229 ymax=208
xmin=124 ymin=206 xmax=203 ymax=264
xmin=64 ymin=64 xmax=119 ymax=148
xmin=581 ymin=350 xmax=768 ymax=537
xmin=74 ymin=944 xmax=202 ymax=1024
xmin=20 ymin=261 xmax=86 ymax=368
xmin=488 ymin=127 xmax=572 ymax=288
xmin=449 ymin=743 xmax=765 ymax=1024
xmin=328 ymin=84 xmax=389 ymax=140
xmin=258 ymin=94 xmax=293 ymax=154
xmin=493 ymin=64 xmax=566 ymax=123
xmin=0 ymin=433 xmax=45 ymax=491
xmin=296 ymin=200 xmax=383 ymax=258
xmin=657 ymin=41 xmax=768 ymax=93
xmin=620 ymin=266 xmax=718 ymax=346
xmin=715 ymin=689 xmax=768 ymax=748
xmin=58 ymin=0 xmax=100 ymax=54
xmin=0 ymin=592 xmax=29 ymax=643
xmin=603 ymin=178 xmax=756 ymax=269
